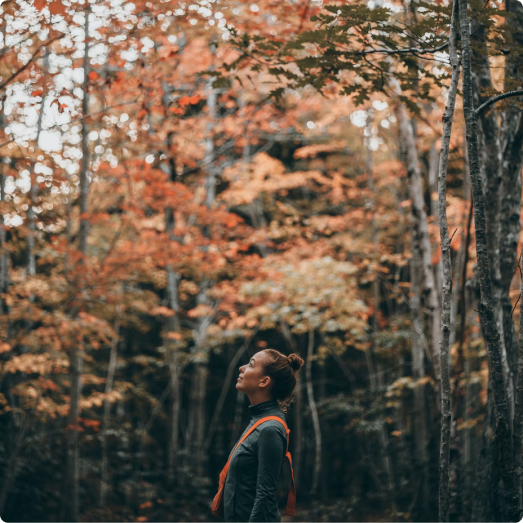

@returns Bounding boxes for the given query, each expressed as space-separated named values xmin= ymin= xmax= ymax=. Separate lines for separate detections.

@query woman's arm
xmin=249 ymin=424 xmax=287 ymax=522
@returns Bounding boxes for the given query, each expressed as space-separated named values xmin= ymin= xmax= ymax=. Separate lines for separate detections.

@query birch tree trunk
xmin=394 ymin=102 xmax=441 ymax=383
xmin=458 ymin=0 xmax=519 ymax=517
xmin=437 ymin=2 xmax=460 ymax=519
xmin=306 ymin=327 xmax=322 ymax=500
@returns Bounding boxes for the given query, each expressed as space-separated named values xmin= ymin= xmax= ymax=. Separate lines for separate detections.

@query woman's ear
xmin=259 ymin=375 xmax=271 ymax=389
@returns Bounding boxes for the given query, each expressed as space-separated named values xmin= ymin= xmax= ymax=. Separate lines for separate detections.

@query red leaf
xmin=88 ymin=71 xmax=98 ymax=81
xmin=138 ymin=109 xmax=148 ymax=119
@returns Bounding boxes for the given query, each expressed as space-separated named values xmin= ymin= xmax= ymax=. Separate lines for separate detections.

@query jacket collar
xmin=248 ymin=398 xmax=280 ymax=419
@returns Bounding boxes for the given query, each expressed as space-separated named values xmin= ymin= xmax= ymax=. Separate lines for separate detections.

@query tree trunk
xmin=64 ymin=7 xmax=90 ymax=521
xmin=394 ymin=101 xmax=441 ymax=383
xmin=458 ymin=0 xmax=519 ymax=517
xmin=500 ymin=0 xmax=523 ymax=416
xmin=100 ymin=307 xmax=120 ymax=506
xmin=513 ymin=268 xmax=523 ymax=517
xmin=306 ymin=327 xmax=322 ymax=499
xmin=437 ymin=2 xmax=460 ymax=519
xmin=409 ymin=218 xmax=430 ymax=518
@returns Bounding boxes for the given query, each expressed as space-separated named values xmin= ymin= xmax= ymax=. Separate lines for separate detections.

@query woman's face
xmin=236 ymin=350 xmax=271 ymax=394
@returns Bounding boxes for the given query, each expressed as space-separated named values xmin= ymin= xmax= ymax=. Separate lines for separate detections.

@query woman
xmin=222 ymin=348 xmax=304 ymax=522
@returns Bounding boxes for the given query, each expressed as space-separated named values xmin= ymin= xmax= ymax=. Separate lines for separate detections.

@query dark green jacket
xmin=223 ymin=399 xmax=287 ymax=522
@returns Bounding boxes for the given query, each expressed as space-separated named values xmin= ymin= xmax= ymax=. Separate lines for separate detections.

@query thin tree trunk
xmin=409 ymin=218 xmax=429 ymax=517
xmin=500 ymin=0 xmax=523 ymax=415
xmin=437 ymin=2 xmax=460 ymax=519
xmin=429 ymin=138 xmax=443 ymax=305
xmin=365 ymin=111 xmax=380 ymax=390
xmin=513 ymin=264 xmax=523 ymax=517
xmin=306 ymin=327 xmax=322 ymax=499
xmin=280 ymin=320 xmax=303 ymax=490
xmin=394 ymin=101 xmax=441 ymax=382
xmin=100 ymin=301 xmax=121 ymax=506
xmin=458 ymin=0 xmax=519 ymax=517
xmin=64 ymin=7 xmax=90 ymax=521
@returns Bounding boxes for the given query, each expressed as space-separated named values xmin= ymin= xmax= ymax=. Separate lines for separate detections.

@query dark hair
xmin=262 ymin=349 xmax=305 ymax=413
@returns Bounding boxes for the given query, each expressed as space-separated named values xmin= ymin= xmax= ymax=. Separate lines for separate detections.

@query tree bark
xmin=394 ymin=101 xmax=441 ymax=383
xmin=458 ymin=0 xmax=519 ymax=518
xmin=437 ymin=2 xmax=460 ymax=519
xmin=100 ymin=304 xmax=121 ymax=506
xmin=513 ymin=265 xmax=523 ymax=517
xmin=64 ymin=8 xmax=90 ymax=521
xmin=306 ymin=327 xmax=322 ymax=499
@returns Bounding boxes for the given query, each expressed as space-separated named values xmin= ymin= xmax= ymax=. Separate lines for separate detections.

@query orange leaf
xmin=187 ymin=304 xmax=214 ymax=318
xmin=0 ymin=343 xmax=11 ymax=354
xmin=88 ymin=71 xmax=99 ymax=81
xmin=189 ymin=95 xmax=201 ymax=105
xmin=151 ymin=306 xmax=175 ymax=317
xmin=178 ymin=96 xmax=191 ymax=107
xmin=169 ymin=107 xmax=184 ymax=115
xmin=34 ymin=0 xmax=46 ymax=11
xmin=82 ymin=419 xmax=101 ymax=428
xmin=139 ymin=501 xmax=153 ymax=510
xmin=49 ymin=0 xmax=65 ymax=15
xmin=138 ymin=109 xmax=147 ymax=119
xmin=166 ymin=332 xmax=182 ymax=340
xmin=32 ymin=89 xmax=44 ymax=97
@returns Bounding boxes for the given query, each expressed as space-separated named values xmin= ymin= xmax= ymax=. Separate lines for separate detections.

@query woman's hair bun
xmin=288 ymin=353 xmax=304 ymax=372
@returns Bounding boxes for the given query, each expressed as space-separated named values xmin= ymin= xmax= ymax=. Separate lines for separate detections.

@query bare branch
xmin=474 ymin=89 xmax=523 ymax=118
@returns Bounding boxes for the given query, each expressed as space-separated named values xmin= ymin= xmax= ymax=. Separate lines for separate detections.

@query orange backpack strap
xmin=212 ymin=415 xmax=297 ymax=518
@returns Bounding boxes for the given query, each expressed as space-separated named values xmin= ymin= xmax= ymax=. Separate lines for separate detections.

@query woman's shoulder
xmin=256 ymin=418 xmax=287 ymax=440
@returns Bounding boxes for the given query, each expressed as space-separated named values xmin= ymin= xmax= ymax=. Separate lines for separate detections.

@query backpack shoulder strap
xmin=220 ymin=416 xmax=284 ymax=480
xmin=218 ymin=415 xmax=296 ymax=517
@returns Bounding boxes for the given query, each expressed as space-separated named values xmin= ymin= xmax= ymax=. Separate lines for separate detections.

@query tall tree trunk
xmin=64 ymin=7 xmax=90 ymax=521
xmin=394 ymin=101 xmax=441 ymax=383
xmin=306 ymin=327 xmax=322 ymax=500
xmin=163 ymin=128 xmax=182 ymax=491
xmin=500 ymin=0 xmax=523 ymax=413
xmin=187 ymin=61 xmax=217 ymax=482
xmin=437 ymin=2 xmax=460 ymax=519
xmin=470 ymin=15 xmax=515 ymax=431
xmin=280 ymin=320 xmax=303 ymax=490
xmin=458 ymin=0 xmax=519 ymax=518
xmin=99 ymin=303 xmax=121 ymax=506
xmin=365 ymin=111 xmax=380 ymax=389
xmin=513 ymin=266 xmax=523 ymax=517
xmin=409 ymin=213 xmax=430 ymax=517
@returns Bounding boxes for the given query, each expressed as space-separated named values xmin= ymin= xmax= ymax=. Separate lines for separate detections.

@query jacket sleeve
xmin=249 ymin=424 xmax=287 ymax=522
